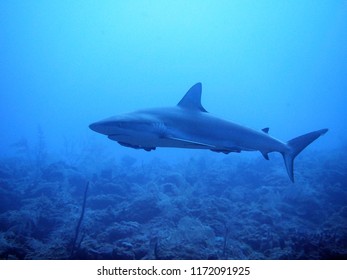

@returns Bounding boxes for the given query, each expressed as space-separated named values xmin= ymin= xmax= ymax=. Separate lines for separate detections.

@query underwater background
xmin=0 ymin=1 xmax=346 ymax=259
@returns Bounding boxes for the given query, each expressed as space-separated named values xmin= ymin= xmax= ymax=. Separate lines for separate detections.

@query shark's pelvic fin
xmin=177 ymin=83 xmax=207 ymax=112
xmin=282 ymin=128 xmax=328 ymax=182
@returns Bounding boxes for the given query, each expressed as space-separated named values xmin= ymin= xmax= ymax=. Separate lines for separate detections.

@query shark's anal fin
xmin=177 ymin=83 xmax=207 ymax=112
xmin=261 ymin=151 xmax=269 ymax=160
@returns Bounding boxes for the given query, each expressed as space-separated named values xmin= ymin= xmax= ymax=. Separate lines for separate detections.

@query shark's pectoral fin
xmin=164 ymin=136 xmax=216 ymax=148
xmin=117 ymin=141 xmax=156 ymax=151
xmin=108 ymin=135 xmax=156 ymax=151
xmin=117 ymin=141 xmax=140 ymax=149
xmin=165 ymin=135 xmax=243 ymax=154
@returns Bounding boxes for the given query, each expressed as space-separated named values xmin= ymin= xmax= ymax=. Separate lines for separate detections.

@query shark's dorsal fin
xmin=262 ymin=127 xmax=270 ymax=133
xmin=177 ymin=83 xmax=207 ymax=112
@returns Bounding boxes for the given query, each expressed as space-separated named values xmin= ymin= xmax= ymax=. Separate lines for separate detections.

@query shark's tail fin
xmin=282 ymin=128 xmax=328 ymax=182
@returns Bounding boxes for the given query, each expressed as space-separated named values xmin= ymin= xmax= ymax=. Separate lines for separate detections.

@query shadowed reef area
xmin=0 ymin=142 xmax=346 ymax=260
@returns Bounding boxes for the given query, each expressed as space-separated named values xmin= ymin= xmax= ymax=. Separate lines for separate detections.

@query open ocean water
xmin=0 ymin=1 xmax=346 ymax=260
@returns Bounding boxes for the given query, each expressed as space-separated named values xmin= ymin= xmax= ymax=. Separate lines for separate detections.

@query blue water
xmin=0 ymin=1 xmax=346 ymax=259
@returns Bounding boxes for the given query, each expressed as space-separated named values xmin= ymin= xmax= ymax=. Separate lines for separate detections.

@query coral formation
xmin=0 ymin=147 xmax=346 ymax=260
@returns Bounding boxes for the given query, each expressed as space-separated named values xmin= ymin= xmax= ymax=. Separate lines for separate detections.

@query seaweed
xmin=69 ymin=181 xmax=89 ymax=259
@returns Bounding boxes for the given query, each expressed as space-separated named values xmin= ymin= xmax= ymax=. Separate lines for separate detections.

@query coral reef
xmin=0 ymin=147 xmax=346 ymax=260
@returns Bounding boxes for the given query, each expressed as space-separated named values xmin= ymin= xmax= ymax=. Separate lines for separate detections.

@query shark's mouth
xmin=108 ymin=134 xmax=123 ymax=140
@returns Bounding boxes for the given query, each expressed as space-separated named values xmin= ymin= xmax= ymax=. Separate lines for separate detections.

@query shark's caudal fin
xmin=282 ymin=128 xmax=328 ymax=182
xmin=177 ymin=83 xmax=207 ymax=112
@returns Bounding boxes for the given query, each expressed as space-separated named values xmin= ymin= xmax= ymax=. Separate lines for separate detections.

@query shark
xmin=89 ymin=83 xmax=328 ymax=182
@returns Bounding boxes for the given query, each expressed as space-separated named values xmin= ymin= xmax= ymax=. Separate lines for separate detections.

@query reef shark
xmin=89 ymin=83 xmax=328 ymax=182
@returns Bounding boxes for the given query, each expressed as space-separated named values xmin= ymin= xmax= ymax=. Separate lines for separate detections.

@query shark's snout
xmin=89 ymin=121 xmax=109 ymax=135
xmin=89 ymin=122 xmax=99 ymax=132
xmin=89 ymin=119 xmax=124 ymax=135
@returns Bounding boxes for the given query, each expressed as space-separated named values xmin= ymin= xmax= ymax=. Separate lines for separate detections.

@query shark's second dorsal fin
xmin=177 ymin=83 xmax=207 ymax=112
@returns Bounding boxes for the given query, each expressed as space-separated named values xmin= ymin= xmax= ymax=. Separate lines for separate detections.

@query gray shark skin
xmin=89 ymin=83 xmax=328 ymax=182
